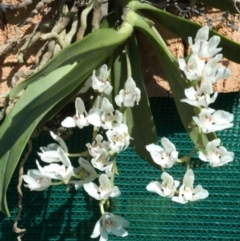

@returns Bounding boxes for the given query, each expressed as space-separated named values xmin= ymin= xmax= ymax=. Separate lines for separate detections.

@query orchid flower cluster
xmin=146 ymin=26 xmax=234 ymax=203
xmin=21 ymin=26 xmax=235 ymax=239
xmin=22 ymin=64 xmax=141 ymax=241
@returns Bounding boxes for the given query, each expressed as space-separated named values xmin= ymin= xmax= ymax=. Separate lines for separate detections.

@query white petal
xmin=75 ymin=97 xmax=86 ymax=116
xmin=101 ymin=98 xmax=114 ymax=112
xmin=146 ymin=143 xmax=163 ymax=153
xmin=104 ymin=85 xmax=113 ymax=95
xmin=212 ymin=110 xmax=234 ymax=125
xmin=78 ymin=157 xmax=97 ymax=176
xmin=115 ymin=94 xmax=123 ymax=107
xmin=90 ymin=219 xmax=101 ymax=238
xmin=183 ymin=169 xmax=194 ymax=187
xmin=161 ymin=172 xmax=173 ymax=185
xmin=114 ymin=110 xmax=123 ymax=124
xmin=91 ymin=70 xmax=100 ymax=90
xmin=125 ymin=77 xmax=136 ymax=91
xmin=181 ymin=98 xmax=199 ymax=107
xmin=22 ymin=175 xmax=35 ymax=185
xmin=206 ymin=138 xmax=221 ymax=150
xmin=195 ymin=26 xmax=209 ymax=41
xmin=75 ymin=118 xmax=89 ymax=129
xmin=61 ymin=117 xmax=76 ymax=128
xmin=161 ymin=137 xmax=176 ymax=152
xmin=99 ymin=64 xmax=108 ymax=80
xmin=146 ymin=181 xmax=164 ymax=196
xmin=192 ymin=185 xmax=209 ymax=201
xmin=83 ymin=182 xmax=100 ymax=200
xmin=198 ymin=151 xmax=208 ymax=162
xmin=96 ymin=134 xmax=103 ymax=143
xmin=207 ymin=36 xmax=221 ymax=57
xmin=50 ymin=131 xmax=68 ymax=153
xmin=110 ymin=186 xmax=121 ymax=198
xmin=57 ymin=147 xmax=71 ymax=166
xmin=199 ymin=80 xmax=213 ymax=95
xmin=38 ymin=151 xmax=60 ymax=163
xmin=184 ymin=87 xmax=197 ymax=101
xmin=178 ymin=58 xmax=186 ymax=71
xmin=113 ymin=215 xmax=130 ymax=228
xmin=100 ymin=227 xmax=108 ymax=241
xmin=70 ymin=179 xmax=87 ymax=190
xmin=188 ymin=36 xmax=193 ymax=46
xmin=111 ymin=225 xmax=128 ymax=237
xmin=172 ymin=196 xmax=188 ymax=204
xmin=99 ymin=174 xmax=111 ymax=190
xmin=87 ymin=108 xmax=102 ymax=127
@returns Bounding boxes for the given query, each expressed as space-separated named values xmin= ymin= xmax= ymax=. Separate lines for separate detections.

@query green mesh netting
xmin=1 ymin=93 xmax=240 ymax=241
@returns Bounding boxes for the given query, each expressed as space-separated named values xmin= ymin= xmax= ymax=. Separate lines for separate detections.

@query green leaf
xmin=0 ymin=51 xmax=112 ymax=216
xmin=10 ymin=26 xmax=133 ymax=100
xmin=110 ymin=45 xmax=127 ymax=99
xmin=108 ymin=35 xmax=158 ymax=166
xmin=126 ymin=34 xmax=158 ymax=167
xmin=128 ymin=1 xmax=240 ymax=64
xmin=199 ymin=0 xmax=238 ymax=13
xmin=124 ymin=10 xmax=216 ymax=147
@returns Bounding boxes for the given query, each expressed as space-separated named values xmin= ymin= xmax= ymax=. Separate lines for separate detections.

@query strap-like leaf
xmin=10 ymin=26 xmax=133 ymax=99
xmin=126 ymin=34 xmax=158 ymax=167
xmin=0 ymin=50 xmax=112 ymax=216
xmin=128 ymin=1 xmax=240 ymax=64
xmin=124 ymin=10 xmax=216 ymax=148
xmin=200 ymin=0 xmax=238 ymax=13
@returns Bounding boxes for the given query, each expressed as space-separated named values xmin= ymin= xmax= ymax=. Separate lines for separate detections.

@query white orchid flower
xmin=83 ymin=174 xmax=121 ymax=200
xmin=203 ymin=54 xmax=231 ymax=83
xmin=106 ymin=124 xmax=130 ymax=153
xmin=38 ymin=131 xmax=68 ymax=163
xmin=61 ymin=97 xmax=89 ymax=129
xmin=146 ymin=172 xmax=180 ymax=198
xmin=86 ymin=134 xmax=110 ymax=158
xmin=22 ymin=170 xmax=51 ymax=191
xmin=199 ymin=138 xmax=234 ymax=167
xmin=86 ymin=135 xmax=112 ymax=176
xmin=172 ymin=169 xmax=209 ymax=204
xmin=92 ymin=64 xmax=113 ymax=94
xmin=91 ymin=212 xmax=129 ymax=241
xmin=178 ymin=53 xmax=205 ymax=81
xmin=181 ymin=80 xmax=218 ymax=108
xmin=193 ymin=108 xmax=234 ymax=133
xmin=70 ymin=157 xmax=98 ymax=190
xmin=87 ymin=98 xmax=123 ymax=129
xmin=91 ymin=148 xmax=113 ymax=177
xmin=188 ymin=26 xmax=221 ymax=58
xmin=146 ymin=138 xmax=178 ymax=168
xmin=115 ymin=77 xmax=141 ymax=107
xmin=36 ymin=148 xmax=73 ymax=183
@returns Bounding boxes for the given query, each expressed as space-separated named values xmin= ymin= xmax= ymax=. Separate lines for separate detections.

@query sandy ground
xmin=0 ymin=3 xmax=240 ymax=106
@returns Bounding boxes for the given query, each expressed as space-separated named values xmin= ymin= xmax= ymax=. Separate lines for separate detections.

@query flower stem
xmin=177 ymin=145 xmax=197 ymax=170
xmin=72 ymin=173 xmax=82 ymax=179
xmin=125 ymin=42 xmax=132 ymax=78
xmin=50 ymin=181 xmax=64 ymax=186
xmin=177 ymin=146 xmax=198 ymax=169
xmin=67 ymin=150 xmax=89 ymax=157
xmin=99 ymin=200 xmax=106 ymax=215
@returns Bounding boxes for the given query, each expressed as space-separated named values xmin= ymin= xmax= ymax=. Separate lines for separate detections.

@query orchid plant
xmin=146 ymin=26 xmax=234 ymax=205
xmin=0 ymin=0 xmax=239 ymax=240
